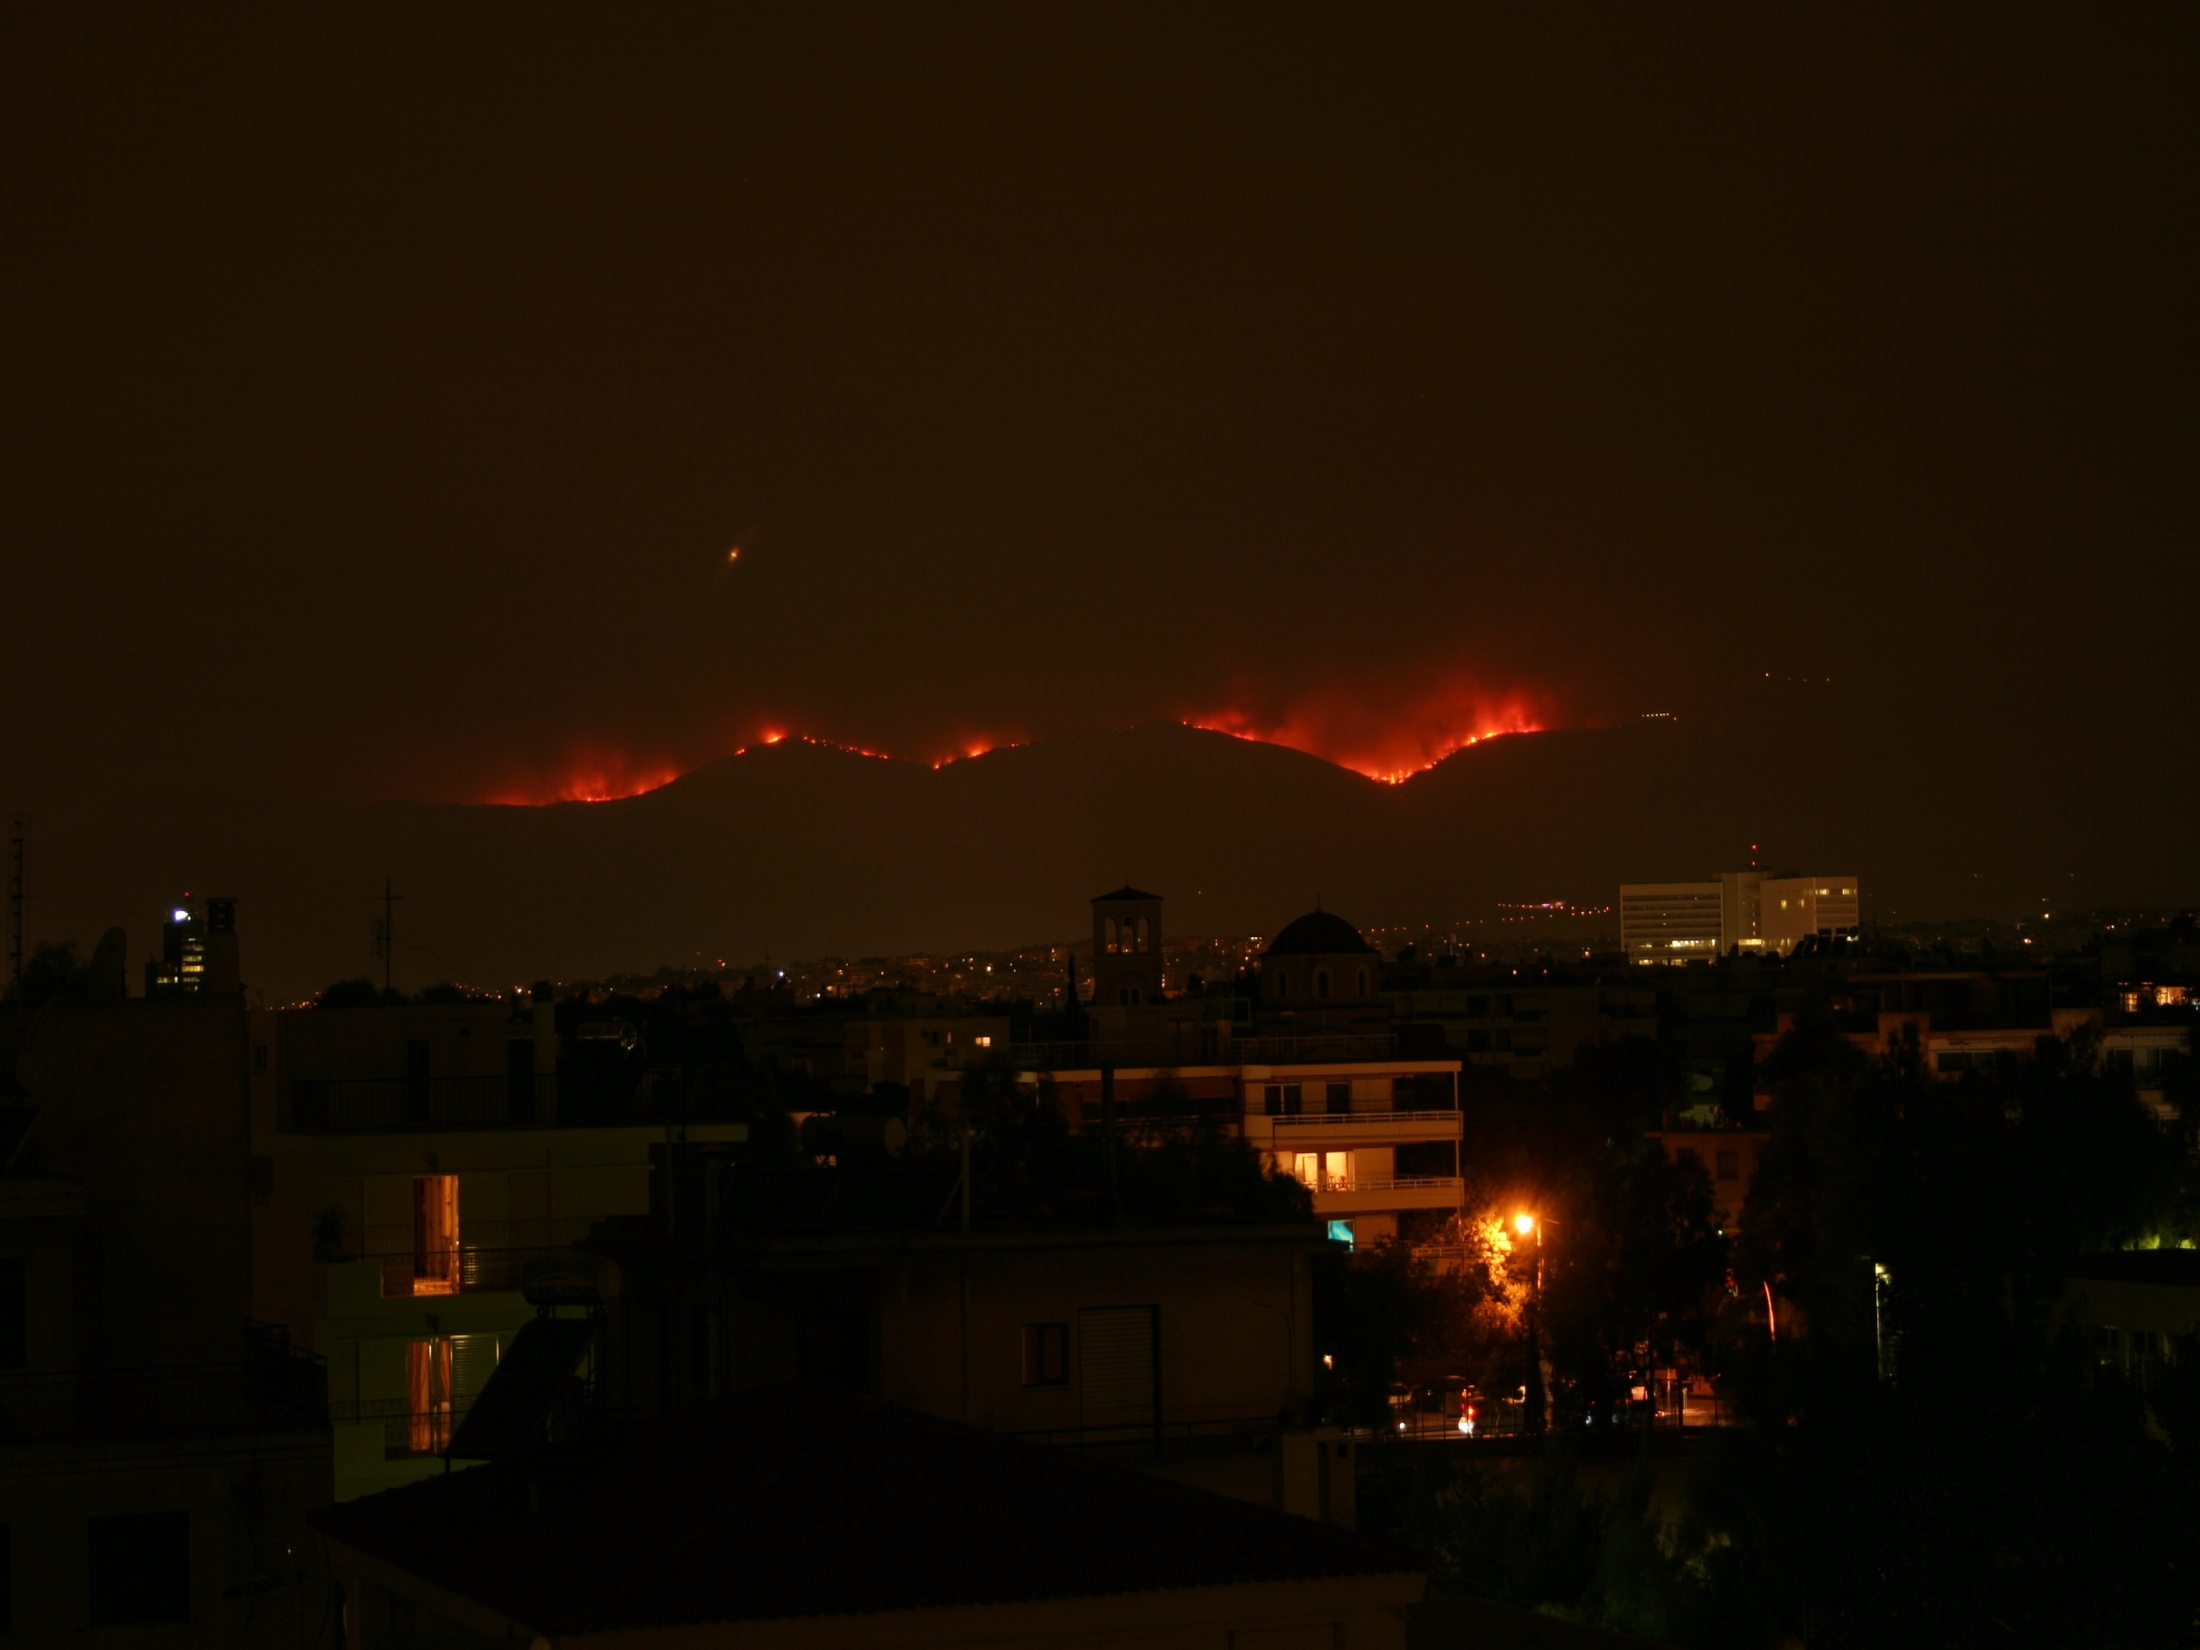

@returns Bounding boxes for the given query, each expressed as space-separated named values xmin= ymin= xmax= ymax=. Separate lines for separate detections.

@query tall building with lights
xmin=1760 ymin=875 xmax=1861 ymax=954
xmin=147 ymin=896 xmax=241 ymax=995
xmin=1622 ymin=872 xmax=1859 ymax=963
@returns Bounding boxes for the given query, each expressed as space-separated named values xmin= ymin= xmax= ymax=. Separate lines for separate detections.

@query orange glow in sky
xmin=931 ymin=733 xmax=1020 ymax=769
xmin=483 ymin=693 xmax=1530 ymax=803
xmin=1189 ymin=679 xmax=1545 ymax=782
xmin=487 ymin=748 xmax=685 ymax=805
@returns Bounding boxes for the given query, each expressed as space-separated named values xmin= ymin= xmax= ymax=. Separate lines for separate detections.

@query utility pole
xmin=373 ymin=879 xmax=403 ymax=993
xmin=6 ymin=813 xmax=21 ymax=992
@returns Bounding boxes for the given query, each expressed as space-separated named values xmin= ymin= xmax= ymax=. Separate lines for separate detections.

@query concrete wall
xmin=16 ymin=998 xmax=253 ymax=1369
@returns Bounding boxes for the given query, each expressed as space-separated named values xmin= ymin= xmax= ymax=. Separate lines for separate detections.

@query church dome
xmin=1265 ymin=909 xmax=1376 ymax=957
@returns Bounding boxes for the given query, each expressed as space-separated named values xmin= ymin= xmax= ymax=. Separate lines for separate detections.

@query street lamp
xmin=1513 ymin=1212 xmax=1547 ymax=1439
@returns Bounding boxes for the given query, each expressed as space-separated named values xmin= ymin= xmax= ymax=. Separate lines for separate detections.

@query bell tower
xmin=1090 ymin=886 xmax=1165 ymax=1007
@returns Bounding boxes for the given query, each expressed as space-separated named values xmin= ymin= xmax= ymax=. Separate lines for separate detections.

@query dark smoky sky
xmin=2 ymin=5 xmax=2193 ymax=812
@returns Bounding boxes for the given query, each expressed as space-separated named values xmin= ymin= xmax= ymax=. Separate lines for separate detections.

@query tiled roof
xmin=313 ymin=1389 xmax=1415 ymax=1637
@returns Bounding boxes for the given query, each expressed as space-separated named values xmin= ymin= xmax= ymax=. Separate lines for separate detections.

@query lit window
xmin=412 ymin=1175 xmax=459 ymax=1296
xmin=974 ymin=1035 xmax=992 ymax=1048
xmin=1104 ymin=918 xmax=1118 ymax=954
xmin=408 ymin=1337 xmax=453 ymax=1453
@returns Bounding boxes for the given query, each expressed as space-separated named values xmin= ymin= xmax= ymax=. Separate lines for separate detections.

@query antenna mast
xmin=6 ymin=814 xmax=21 ymax=992
xmin=373 ymin=879 xmax=404 ymax=993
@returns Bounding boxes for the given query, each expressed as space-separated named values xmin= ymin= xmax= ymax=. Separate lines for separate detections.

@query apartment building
xmin=246 ymin=994 xmax=747 ymax=1500
xmin=3 ymin=996 xmax=331 ymax=1643
xmin=1623 ymin=871 xmax=1860 ymax=963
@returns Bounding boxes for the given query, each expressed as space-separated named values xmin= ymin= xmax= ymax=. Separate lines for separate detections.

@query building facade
xmin=246 ymin=996 xmax=747 ymax=1500
xmin=1624 ymin=871 xmax=1861 ymax=963
xmin=3 ymin=996 xmax=332 ymax=1643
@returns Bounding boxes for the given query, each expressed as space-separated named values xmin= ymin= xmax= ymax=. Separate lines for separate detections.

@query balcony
xmin=1309 ymin=1176 xmax=1464 ymax=1215
xmin=0 ymin=1342 xmax=326 ymax=1447
xmin=1246 ymin=1110 xmax=1463 ymax=1148
xmin=330 ymin=1393 xmax=478 ymax=1459
xmin=1012 ymin=1032 xmax=1404 ymax=1070
xmin=330 ymin=1239 xmax=594 ymax=1301
xmin=281 ymin=1071 xmax=709 ymax=1133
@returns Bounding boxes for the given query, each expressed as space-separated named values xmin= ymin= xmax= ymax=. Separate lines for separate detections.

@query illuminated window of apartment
xmin=1292 ymin=1151 xmax=1352 ymax=1191
xmin=87 ymin=1511 xmax=189 ymax=1626
xmin=974 ymin=1035 xmax=992 ymax=1048
xmin=411 ymin=1175 xmax=459 ymax=1295
xmin=407 ymin=1338 xmax=453 ymax=1454
xmin=1021 ymin=1323 xmax=1069 ymax=1386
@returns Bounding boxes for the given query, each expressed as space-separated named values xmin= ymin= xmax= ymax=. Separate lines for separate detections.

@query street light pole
xmin=1517 ymin=1213 xmax=1547 ymax=1441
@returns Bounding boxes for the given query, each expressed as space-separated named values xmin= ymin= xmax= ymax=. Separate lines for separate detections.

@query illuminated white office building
xmin=1622 ymin=872 xmax=1859 ymax=963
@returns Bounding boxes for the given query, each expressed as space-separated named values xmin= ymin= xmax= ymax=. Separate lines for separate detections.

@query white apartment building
xmin=1623 ymin=871 xmax=1861 ymax=963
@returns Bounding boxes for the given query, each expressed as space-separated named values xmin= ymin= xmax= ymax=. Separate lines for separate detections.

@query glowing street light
xmin=1514 ymin=1211 xmax=1548 ymax=1441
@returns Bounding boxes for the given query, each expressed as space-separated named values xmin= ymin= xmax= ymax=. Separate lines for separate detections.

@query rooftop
xmin=312 ymin=1388 xmax=1417 ymax=1639
xmin=1266 ymin=909 xmax=1378 ymax=957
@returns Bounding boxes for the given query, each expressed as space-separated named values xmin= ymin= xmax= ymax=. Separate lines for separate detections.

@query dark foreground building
xmin=312 ymin=1386 xmax=1425 ymax=1648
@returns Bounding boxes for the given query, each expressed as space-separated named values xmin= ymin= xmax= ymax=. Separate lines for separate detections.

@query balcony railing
xmin=335 ymin=1243 xmax=589 ymax=1300
xmin=1309 ymin=1176 xmax=1465 ymax=1210
xmin=0 ymin=1347 xmax=326 ymax=1446
xmin=1261 ymin=1109 xmax=1464 ymax=1134
xmin=285 ymin=1073 xmax=658 ymax=1133
xmin=333 ymin=1218 xmax=600 ymax=1261
xmin=1012 ymin=1032 xmax=1404 ymax=1070
xmin=329 ymin=1393 xmax=478 ymax=1458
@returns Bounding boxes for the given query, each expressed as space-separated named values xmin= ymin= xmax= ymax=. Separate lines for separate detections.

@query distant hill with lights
xmin=29 ymin=716 xmax=2168 ymax=997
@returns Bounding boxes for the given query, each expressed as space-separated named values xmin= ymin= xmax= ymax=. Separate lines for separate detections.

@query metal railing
xmin=1263 ymin=1110 xmax=1463 ymax=1130
xmin=1309 ymin=1176 xmax=1464 ymax=1197
xmin=329 ymin=1393 xmax=478 ymax=1458
xmin=333 ymin=1218 xmax=600 ymax=1261
xmin=284 ymin=1073 xmax=657 ymax=1133
xmin=1012 ymin=1032 xmax=1403 ymax=1070
xmin=0 ymin=1349 xmax=327 ymax=1446
xmin=341 ymin=1244 xmax=586 ymax=1300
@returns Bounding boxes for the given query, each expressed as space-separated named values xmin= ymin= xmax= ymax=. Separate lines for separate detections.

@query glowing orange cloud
xmin=1189 ymin=678 xmax=1546 ymax=783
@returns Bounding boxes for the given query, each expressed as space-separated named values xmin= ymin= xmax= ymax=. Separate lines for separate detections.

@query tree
xmin=12 ymin=940 xmax=91 ymax=1006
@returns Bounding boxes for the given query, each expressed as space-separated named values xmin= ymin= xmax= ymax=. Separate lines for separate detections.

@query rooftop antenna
xmin=372 ymin=879 xmax=403 ymax=993
xmin=6 ymin=813 xmax=21 ymax=992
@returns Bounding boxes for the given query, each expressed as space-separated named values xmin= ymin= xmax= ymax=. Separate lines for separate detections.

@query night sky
xmin=4 ymin=8 xmax=2194 ymax=835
